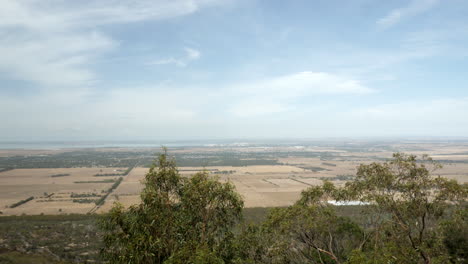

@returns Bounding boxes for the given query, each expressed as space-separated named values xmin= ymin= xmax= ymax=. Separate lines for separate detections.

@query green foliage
xmin=440 ymin=206 xmax=468 ymax=263
xmin=6 ymin=152 xmax=464 ymax=263
xmin=231 ymin=224 xmax=275 ymax=264
xmin=343 ymin=153 xmax=468 ymax=264
xmin=255 ymin=184 xmax=363 ymax=264
xmin=99 ymin=149 xmax=243 ymax=263
xmin=231 ymin=153 xmax=467 ymax=264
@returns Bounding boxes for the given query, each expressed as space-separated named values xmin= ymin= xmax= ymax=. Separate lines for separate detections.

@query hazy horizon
xmin=3 ymin=136 xmax=468 ymax=150
xmin=1 ymin=0 xmax=468 ymax=140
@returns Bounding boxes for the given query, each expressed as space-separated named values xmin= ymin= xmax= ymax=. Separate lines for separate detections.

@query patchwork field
xmin=1 ymin=140 xmax=468 ymax=215
xmin=0 ymin=168 xmax=126 ymax=215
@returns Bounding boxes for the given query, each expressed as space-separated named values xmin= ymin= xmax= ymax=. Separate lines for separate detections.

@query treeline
xmin=71 ymin=193 xmax=100 ymax=203
xmin=158 ymin=157 xmax=279 ymax=167
xmin=0 ymin=150 xmax=285 ymax=168
xmin=2 ymin=148 xmax=468 ymax=169
xmin=94 ymin=173 xmax=123 ymax=177
xmin=100 ymin=152 xmax=468 ymax=264
xmin=9 ymin=196 xmax=34 ymax=208
xmin=0 ymin=151 xmax=146 ymax=168
xmin=0 ymin=167 xmax=13 ymax=173
xmin=71 ymin=193 xmax=100 ymax=198
xmin=94 ymin=166 xmax=134 ymax=177
xmin=73 ymin=199 xmax=97 ymax=204
xmin=50 ymin=173 xmax=70 ymax=177
xmin=95 ymin=177 xmax=123 ymax=206
xmin=213 ymin=170 xmax=236 ymax=174
xmin=74 ymin=179 xmax=116 ymax=184
xmin=298 ymin=165 xmax=328 ymax=172
xmin=319 ymin=174 xmax=355 ymax=181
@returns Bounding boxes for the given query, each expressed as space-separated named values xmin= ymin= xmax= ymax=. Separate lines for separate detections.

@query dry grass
xmin=0 ymin=168 xmax=125 ymax=215
xmin=1 ymin=143 xmax=468 ymax=215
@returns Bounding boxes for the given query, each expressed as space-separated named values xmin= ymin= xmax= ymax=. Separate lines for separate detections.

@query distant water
xmin=5 ymin=138 xmax=462 ymax=150
xmin=0 ymin=141 xmax=207 ymax=150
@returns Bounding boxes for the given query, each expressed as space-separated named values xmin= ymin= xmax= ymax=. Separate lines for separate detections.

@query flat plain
xmin=1 ymin=140 xmax=468 ymax=215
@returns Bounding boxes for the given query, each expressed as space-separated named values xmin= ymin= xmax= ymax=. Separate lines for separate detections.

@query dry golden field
xmin=1 ymin=142 xmax=468 ymax=215
xmin=0 ymin=168 xmax=125 ymax=215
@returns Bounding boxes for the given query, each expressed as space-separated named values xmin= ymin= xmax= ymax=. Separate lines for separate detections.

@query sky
xmin=1 ymin=0 xmax=468 ymax=141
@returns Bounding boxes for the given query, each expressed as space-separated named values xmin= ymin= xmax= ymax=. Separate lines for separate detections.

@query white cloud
xmin=149 ymin=58 xmax=187 ymax=67
xmin=377 ymin=0 xmax=439 ymax=29
xmin=228 ymin=71 xmax=374 ymax=117
xmin=0 ymin=0 xmax=225 ymax=31
xmin=0 ymin=31 xmax=115 ymax=86
xmin=3 ymin=75 xmax=467 ymax=139
xmin=148 ymin=47 xmax=202 ymax=67
xmin=0 ymin=0 xmax=220 ymax=87
xmin=185 ymin=47 xmax=201 ymax=60
xmin=0 ymin=70 xmax=375 ymax=139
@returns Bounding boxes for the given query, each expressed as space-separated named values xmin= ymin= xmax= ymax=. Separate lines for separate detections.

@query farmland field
xmin=0 ymin=167 xmax=126 ymax=215
xmin=1 ymin=140 xmax=468 ymax=215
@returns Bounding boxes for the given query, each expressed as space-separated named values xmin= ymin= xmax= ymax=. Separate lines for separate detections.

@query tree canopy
xmin=100 ymin=149 xmax=243 ymax=263
xmin=100 ymin=152 xmax=467 ymax=264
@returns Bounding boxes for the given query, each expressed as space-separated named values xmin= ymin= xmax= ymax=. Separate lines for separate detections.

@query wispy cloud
xmin=228 ymin=71 xmax=374 ymax=117
xmin=0 ymin=31 xmax=115 ymax=86
xmin=0 ymin=0 xmax=225 ymax=31
xmin=1 ymin=0 xmax=466 ymax=140
xmin=3 ymin=69 xmax=468 ymax=139
xmin=0 ymin=70 xmax=374 ymax=136
xmin=148 ymin=47 xmax=201 ymax=67
xmin=377 ymin=0 xmax=439 ymax=29
xmin=185 ymin=47 xmax=201 ymax=60
xmin=0 ymin=0 xmax=221 ymax=87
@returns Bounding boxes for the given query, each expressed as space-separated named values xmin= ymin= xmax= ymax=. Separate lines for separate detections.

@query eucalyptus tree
xmin=242 ymin=182 xmax=364 ymax=264
xmin=100 ymin=149 xmax=243 ymax=264
xmin=99 ymin=151 xmax=467 ymax=264
xmin=344 ymin=153 xmax=468 ymax=264
xmin=246 ymin=153 xmax=467 ymax=264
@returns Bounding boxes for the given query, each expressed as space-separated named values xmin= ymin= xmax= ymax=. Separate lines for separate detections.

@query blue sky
xmin=1 ymin=0 xmax=468 ymax=141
